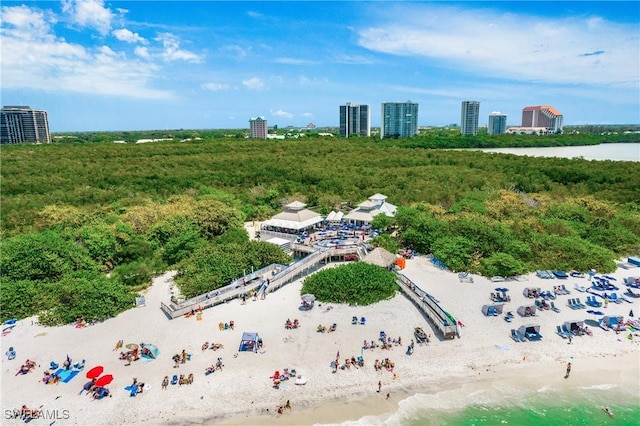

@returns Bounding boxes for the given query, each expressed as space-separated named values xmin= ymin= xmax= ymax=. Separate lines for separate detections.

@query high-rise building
xmin=488 ymin=111 xmax=507 ymax=135
xmin=380 ymin=101 xmax=418 ymax=139
xmin=249 ymin=116 xmax=268 ymax=139
xmin=521 ymin=105 xmax=563 ymax=133
xmin=460 ymin=101 xmax=480 ymax=135
xmin=339 ymin=103 xmax=370 ymax=137
xmin=0 ymin=106 xmax=51 ymax=144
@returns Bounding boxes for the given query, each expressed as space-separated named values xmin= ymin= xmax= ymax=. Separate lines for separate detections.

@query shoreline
xmin=2 ymin=257 xmax=639 ymax=426
xmin=210 ymin=352 xmax=640 ymax=425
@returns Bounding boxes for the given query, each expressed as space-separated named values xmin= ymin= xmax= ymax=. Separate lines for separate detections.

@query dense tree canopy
xmin=1 ymin=135 xmax=639 ymax=323
xmin=301 ymin=263 xmax=397 ymax=306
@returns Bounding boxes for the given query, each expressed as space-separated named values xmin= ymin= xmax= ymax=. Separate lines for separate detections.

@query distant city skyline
xmin=1 ymin=1 xmax=638 ymax=131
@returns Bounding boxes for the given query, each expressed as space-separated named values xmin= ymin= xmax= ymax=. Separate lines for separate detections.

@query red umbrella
xmin=86 ymin=366 xmax=104 ymax=379
xmin=94 ymin=374 xmax=113 ymax=387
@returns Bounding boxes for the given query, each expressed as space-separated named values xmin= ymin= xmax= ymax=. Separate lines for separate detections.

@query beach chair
xmin=360 ymin=317 xmax=366 ymax=325
xmin=516 ymin=330 xmax=527 ymax=342
xmin=550 ymin=301 xmax=560 ymax=313
xmin=560 ymin=284 xmax=570 ymax=295
xmin=379 ymin=331 xmax=386 ymax=342
xmin=6 ymin=347 xmax=16 ymax=360
xmin=608 ymin=293 xmax=621 ymax=304
xmin=352 ymin=316 xmax=358 ymax=325
xmin=556 ymin=325 xmax=568 ymax=338
xmin=567 ymin=299 xmax=576 ymax=309
xmin=574 ymin=298 xmax=586 ymax=309
xmin=171 ymin=375 xmax=178 ymax=385
xmin=50 ymin=361 xmax=59 ymax=370
xmin=510 ymin=329 xmax=520 ymax=342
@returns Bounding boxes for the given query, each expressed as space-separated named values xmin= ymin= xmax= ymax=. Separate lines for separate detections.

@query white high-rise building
xmin=488 ymin=111 xmax=507 ymax=135
xmin=380 ymin=101 xmax=418 ymax=139
xmin=0 ymin=106 xmax=51 ymax=144
xmin=460 ymin=101 xmax=480 ymax=135
xmin=339 ymin=103 xmax=370 ymax=137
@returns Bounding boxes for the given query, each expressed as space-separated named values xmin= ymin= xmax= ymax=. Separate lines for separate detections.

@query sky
xmin=1 ymin=1 xmax=639 ymax=132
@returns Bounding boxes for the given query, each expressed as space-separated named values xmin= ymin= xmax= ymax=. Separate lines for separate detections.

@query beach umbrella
xmin=125 ymin=343 xmax=138 ymax=350
xmin=85 ymin=366 xmax=104 ymax=379
xmin=95 ymin=374 xmax=113 ymax=387
xmin=301 ymin=294 xmax=315 ymax=304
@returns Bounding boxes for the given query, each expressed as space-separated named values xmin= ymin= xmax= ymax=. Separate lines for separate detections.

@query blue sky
xmin=2 ymin=1 xmax=638 ymax=131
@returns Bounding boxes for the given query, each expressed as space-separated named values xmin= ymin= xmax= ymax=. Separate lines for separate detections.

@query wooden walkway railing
xmin=395 ymin=273 xmax=459 ymax=339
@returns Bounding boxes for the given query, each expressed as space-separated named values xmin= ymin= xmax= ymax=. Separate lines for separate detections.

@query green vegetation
xmin=1 ymin=135 xmax=639 ymax=323
xmin=300 ymin=263 xmax=397 ymax=305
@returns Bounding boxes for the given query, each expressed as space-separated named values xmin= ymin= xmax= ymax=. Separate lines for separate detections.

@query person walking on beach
xmin=565 ymin=362 xmax=571 ymax=379
xmin=568 ymin=335 xmax=572 ymax=345
xmin=377 ymin=381 xmax=382 ymax=393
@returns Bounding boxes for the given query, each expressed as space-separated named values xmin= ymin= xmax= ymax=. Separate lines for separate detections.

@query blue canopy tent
xmin=238 ymin=332 xmax=261 ymax=352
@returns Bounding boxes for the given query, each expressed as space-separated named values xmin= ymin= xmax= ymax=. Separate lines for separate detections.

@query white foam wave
xmin=577 ymin=383 xmax=618 ymax=391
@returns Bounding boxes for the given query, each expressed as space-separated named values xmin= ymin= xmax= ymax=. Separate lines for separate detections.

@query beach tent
xmin=517 ymin=305 xmax=537 ymax=317
xmin=602 ymin=315 xmax=624 ymax=330
xmin=481 ymin=304 xmax=504 ymax=316
xmin=140 ymin=343 xmax=159 ymax=359
xmin=238 ymin=332 xmax=260 ymax=352
xmin=518 ymin=324 xmax=542 ymax=340
xmin=522 ymin=287 xmax=541 ymax=298
xmin=563 ymin=320 xmax=584 ymax=334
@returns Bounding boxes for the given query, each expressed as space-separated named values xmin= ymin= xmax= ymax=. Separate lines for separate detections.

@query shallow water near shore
xmin=334 ymin=383 xmax=640 ymax=426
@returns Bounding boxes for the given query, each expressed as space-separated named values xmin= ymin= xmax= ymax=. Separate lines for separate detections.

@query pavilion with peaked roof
xmin=260 ymin=201 xmax=323 ymax=241
xmin=343 ymin=193 xmax=397 ymax=226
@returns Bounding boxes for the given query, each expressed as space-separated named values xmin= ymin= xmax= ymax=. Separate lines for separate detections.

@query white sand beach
xmin=2 ymin=257 xmax=639 ymax=425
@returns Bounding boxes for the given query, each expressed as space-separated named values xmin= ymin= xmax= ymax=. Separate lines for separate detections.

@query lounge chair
xmin=360 ymin=317 xmax=366 ymax=325
xmin=516 ymin=330 xmax=527 ymax=342
xmin=608 ymin=293 xmax=621 ymax=304
xmin=556 ymin=325 xmax=569 ymax=338
xmin=504 ymin=311 xmax=514 ymax=322
xmin=550 ymin=301 xmax=560 ymax=312
xmin=171 ymin=374 xmax=178 ymax=385
xmin=351 ymin=316 xmax=358 ymax=325
xmin=510 ymin=329 xmax=520 ymax=342
xmin=574 ymin=298 xmax=586 ymax=309
xmin=560 ymin=284 xmax=570 ymax=295
xmin=567 ymin=299 xmax=577 ymax=309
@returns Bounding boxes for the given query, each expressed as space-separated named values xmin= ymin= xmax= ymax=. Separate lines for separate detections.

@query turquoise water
xmin=409 ymin=403 xmax=640 ymax=426
xmin=402 ymin=388 xmax=640 ymax=426
xmin=336 ymin=383 xmax=640 ymax=426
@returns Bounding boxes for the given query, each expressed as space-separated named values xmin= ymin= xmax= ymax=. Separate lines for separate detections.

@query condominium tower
xmin=521 ymin=106 xmax=563 ymax=133
xmin=249 ymin=116 xmax=268 ymax=139
xmin=380 ymin=101 xmax=418 ymax=139
xmin=339 ymin=102 xmax=370 ymax=137
xmin=460 ymin=101 xmax=480 ymax=135
xmin=488 ymin=111 xmax=507 ymax=135
xmin=0 ymin=106 xmax=51 ymax=144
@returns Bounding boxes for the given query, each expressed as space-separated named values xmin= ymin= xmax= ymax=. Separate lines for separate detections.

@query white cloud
xmin=242 ymin=77 xmax=265 ymax=90
xmin=1 ymin=4 xmax=54 ymax=39
xmin=274 ymin=57 xmax=319 ymax=65
xmin=113 ymin=28 xmax=146 ymax=44
xmin=301 ymin=112 xmax=314 ymax=118
xmin=134 ymin=46 xmax=151 ymax=59
xmin=201 ymin=82 xmax=230 ymax=91
xmin=357 ymin=5 xmax=639 ymax=88
xmin=247 ymin=11 xmax=263 ymax=19
xmin=1 ymin=5 xmax=171 ymax=100
xmin=155 ymin=32 xmax=202 ymax=63
xmin=271 ymin=109 xmax=294 ymax=119
xmin=221 ymin=44 xmax=249 ymax=59
xmin=62 ymin=0 xmax=114 ymax=35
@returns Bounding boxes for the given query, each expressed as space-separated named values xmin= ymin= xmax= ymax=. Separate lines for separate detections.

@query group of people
xmin=317 ymin=323 xmax=336 ymax=333
xmin=218 ymin=321 xmax=235 ymax=330
xmin=205 ymin=357 xmax=224 ymax=375
xmin=201 ymin=342 xmax=224 ymax=351
xmin=172 ymin=349 xmax=191 ymax=368
xmin=119 ymin=348 xmax=140 ymax=366
xmin=16 ymin=359 xmax=37 ymax=375
xmin=373 ymin=358 xmax=395 ymax=372
xmin=284 ymin=319 xmax=300 ymax=329
xmin=41 ymin=370 xmax=61 ymax=385
xmin=270 ymin=368 xmax=296 ymax=388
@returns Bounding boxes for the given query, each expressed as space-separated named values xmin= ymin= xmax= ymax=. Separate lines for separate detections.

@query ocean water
xmin=332 ymin=383 xmax=640 ymax=426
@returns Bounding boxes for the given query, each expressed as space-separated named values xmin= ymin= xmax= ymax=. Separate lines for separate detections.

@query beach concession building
xmin=260 ymin=201 xmax=323 ymax=241
xmin=343 ymin=193 xmax=397 ymax=226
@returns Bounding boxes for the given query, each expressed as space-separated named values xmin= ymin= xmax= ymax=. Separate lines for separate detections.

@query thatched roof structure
xmin=363 ymin=247 xmax=397 ymax=268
